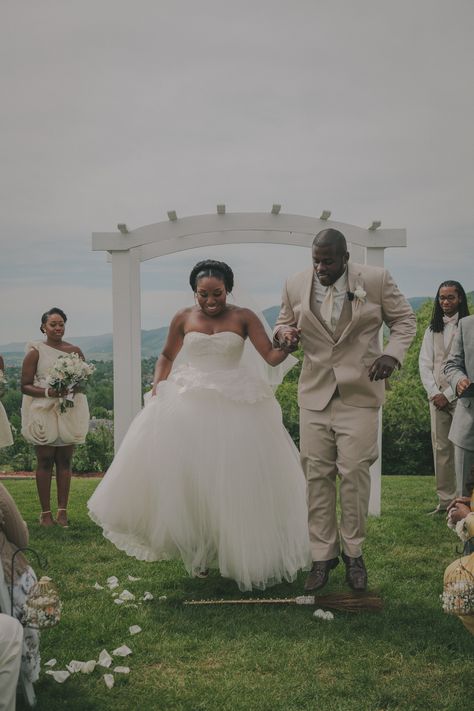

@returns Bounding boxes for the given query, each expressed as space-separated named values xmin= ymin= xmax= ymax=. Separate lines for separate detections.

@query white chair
xmin=0 ymin=562 xmax=36 ymax=707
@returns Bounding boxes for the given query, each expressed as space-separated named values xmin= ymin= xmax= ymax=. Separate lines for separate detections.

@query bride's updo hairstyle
xmin=40 ymin=307 xmax=67 ymax=333
xmin=189 ymin=260 xmax=234 ymax=293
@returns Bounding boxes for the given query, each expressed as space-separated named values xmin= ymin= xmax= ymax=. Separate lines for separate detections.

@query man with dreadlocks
xmin=419 ymin=280 xmax=470 ymax=514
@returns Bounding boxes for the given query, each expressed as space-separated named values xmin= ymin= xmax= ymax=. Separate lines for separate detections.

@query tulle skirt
xmin=88 ymin=377 xmax=311 ymax=591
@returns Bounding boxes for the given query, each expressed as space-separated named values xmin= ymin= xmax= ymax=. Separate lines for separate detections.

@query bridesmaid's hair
xmin=189 ymin=260 xmax=234 ymax=293
xmin=429 ymin=281 xmax=470 ymax=333
xmin=40 ymin=307 xmax=67 ymax=333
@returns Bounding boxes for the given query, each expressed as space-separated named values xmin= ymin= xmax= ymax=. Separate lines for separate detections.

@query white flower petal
xmin=114 ymin=598 xmax=125 ymax=605
xmin=98 ymin=649 xmax=113 ymax=668
xmin=93 ymin=582 xmax=104 ymax=590
xmin=113 ymin=666 xmax=130 ymax=674
xmin=81 ymin=660 xmax=97 ymax=674
xmin=158 ymin=595 xmax=167 ymax=602
xmin=46 ymin=670 xmax=70 ymax=683
xmin=66 ymin=660 xmax=84 ymax=673
xmin=107 ymin=576 xmax=119 ymax=590
xmin=142 ymin=592 xmax=153 ymax=601
xmin=104 ymin=673 xmax=114 ymax=689
xmin=129 ymin=625 xmax=142 ymax=635
xmin=313 ymin=608 xmax=334 ymax=620
xmin=44 ymin=658 xmax=57 ymax=667
xmin=127 ymin=575 xmax=141 ymax=581
xmin=112 ymin=645 xmax=132 ymax=657
xmin=119 ymin=589 xmax=135 ymax=601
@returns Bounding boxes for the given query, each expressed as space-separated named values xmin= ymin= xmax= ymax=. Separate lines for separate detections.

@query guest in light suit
xmin=418 ymin=281 xmax=470 ymax=514
xmin=275 ymin=229 xmax=416 ymax=591
xmin=444 ymin=314 xmax=474 ymax=497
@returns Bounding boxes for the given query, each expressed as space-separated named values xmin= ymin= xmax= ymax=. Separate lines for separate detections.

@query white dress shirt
xmin=418 ymin=314 xmax=458 ymax=401
xmin=313 ymin=269 xmax=348 ymax=331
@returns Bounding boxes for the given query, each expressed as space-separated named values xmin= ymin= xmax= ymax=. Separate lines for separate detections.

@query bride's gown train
xmin=88 ymin=331 xmax=311 ymax=591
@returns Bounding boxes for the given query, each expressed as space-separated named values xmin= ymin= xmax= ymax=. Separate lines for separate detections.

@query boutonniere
xmin=347 ymin=286 xmax=367 ymax=304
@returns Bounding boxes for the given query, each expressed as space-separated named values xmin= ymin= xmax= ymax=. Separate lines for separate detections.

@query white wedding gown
xmin=88 ymin=331 xmax=311 ymax=591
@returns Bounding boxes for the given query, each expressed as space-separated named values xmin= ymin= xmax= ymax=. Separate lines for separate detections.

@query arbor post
xmin=111 ymin=249 xmax=142 ymax=448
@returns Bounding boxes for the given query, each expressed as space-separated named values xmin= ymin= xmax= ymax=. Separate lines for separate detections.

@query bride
xmin=88 ymin=259 xmax=310 ymax=591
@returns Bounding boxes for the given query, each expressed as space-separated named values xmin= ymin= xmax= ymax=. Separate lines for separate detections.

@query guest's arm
xmin=0 ymin=484 xmax=29 ymax=550
xmin=444 ymin=323 xmax=471 ymax=396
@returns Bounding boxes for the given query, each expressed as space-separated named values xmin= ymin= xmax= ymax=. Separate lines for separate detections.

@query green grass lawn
xmin=4 ymin=476 xmax=472 ymax=711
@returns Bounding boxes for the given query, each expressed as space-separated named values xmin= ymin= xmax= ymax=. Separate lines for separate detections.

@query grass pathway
xmin=4 ymin=477 xmax=472 ymax=711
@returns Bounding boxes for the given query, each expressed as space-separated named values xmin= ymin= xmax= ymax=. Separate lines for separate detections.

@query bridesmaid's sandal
xmin=193 ymin=569 xmax=209 ymax=579
xmin=39 ymin=511 xmax=55 ymax=527
xmin=56 ymin=508 xmax=69 ymax=528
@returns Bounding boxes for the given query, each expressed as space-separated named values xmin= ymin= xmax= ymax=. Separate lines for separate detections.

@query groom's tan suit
xmin=276 ymin=261 xmax=416 ymax=560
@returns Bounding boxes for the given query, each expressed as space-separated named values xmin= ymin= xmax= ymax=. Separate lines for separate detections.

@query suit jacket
xmin=275 ymin=262 xmax=416 ymax=411
xmin=444 ymin=314 xmax=474 ymax=450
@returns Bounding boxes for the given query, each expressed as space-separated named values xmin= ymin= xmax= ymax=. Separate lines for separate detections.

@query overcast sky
xmin=1 ymin=1 xmax=473 ymax=345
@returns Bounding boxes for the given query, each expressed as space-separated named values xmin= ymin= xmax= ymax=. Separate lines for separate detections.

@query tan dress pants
xmin=300 ymin=395 xmax=379 ymax=560
xmin=429 ymin=400 xmax=457 ymax=507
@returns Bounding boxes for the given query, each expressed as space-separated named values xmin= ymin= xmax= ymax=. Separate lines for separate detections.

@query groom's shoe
xmin=342 ymin=553 xmax=367 ymax=592
xmin=304 ymin=558 xmax=339 ymax=592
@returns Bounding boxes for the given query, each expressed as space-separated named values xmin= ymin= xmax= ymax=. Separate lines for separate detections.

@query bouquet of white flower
xmin=46 ymin=352 xmax=95 ymax=413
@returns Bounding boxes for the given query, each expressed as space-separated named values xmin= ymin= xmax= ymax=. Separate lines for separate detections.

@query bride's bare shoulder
xmin=229 ymin=305 xmax=257 ymax=321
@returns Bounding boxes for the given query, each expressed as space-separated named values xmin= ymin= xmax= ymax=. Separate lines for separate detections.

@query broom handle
xmin=184 ymin=598 xmax=297 ymax=605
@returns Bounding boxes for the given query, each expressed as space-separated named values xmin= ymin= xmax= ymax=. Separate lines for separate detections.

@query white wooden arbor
xmin=92 ymin=208 xmax=407 ymax=515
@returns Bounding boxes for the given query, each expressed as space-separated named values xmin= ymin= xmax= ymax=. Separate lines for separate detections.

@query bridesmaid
xmin=21 ymin=308 xmax=90 ymax=527
xmin=0 ymin=355 xmax=13 ymax=449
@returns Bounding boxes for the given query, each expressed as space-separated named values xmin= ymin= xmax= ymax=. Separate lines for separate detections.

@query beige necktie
xmin=320 ymin=285 xmax=335 ymax=331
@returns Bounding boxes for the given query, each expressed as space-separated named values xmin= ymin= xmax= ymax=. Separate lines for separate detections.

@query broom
xmin=183 ymin=592 xmax=383 ymax=612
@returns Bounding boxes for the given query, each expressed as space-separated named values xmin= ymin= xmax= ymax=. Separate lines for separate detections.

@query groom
xmin=275 ymin=229 xmax=416 ymax=591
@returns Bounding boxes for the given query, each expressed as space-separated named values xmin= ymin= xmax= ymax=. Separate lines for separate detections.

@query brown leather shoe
xmin=342 ymin=553 xmax=367 ymax=591
xmin=304 ymin=558 xmax=339 ymax=592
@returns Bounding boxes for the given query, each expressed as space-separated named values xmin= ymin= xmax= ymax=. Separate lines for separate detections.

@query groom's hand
xmin=277 ymin=327 xmax=301 ymax=352
xmin=368 ymin=355 xmax=398 ymax=381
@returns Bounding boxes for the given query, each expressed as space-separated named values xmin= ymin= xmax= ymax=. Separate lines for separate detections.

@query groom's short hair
xmin=313 ymin=229 xmax=347 ymax=254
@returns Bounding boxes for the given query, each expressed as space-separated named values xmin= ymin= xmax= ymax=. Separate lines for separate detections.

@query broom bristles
xmin=314 ymin=591 xmax=383 ymax=612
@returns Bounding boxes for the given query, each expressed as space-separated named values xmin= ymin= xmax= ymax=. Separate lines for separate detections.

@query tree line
xmin=0 ymin=299 xmax=459 ymax=475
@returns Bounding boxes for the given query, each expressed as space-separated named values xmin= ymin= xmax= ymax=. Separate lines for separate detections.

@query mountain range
xmin=2 ymin=295 xmax=471 ymax=364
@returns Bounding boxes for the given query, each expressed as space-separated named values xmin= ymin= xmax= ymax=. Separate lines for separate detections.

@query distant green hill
xmin=2 ymin=294 xmax=472 ymax=364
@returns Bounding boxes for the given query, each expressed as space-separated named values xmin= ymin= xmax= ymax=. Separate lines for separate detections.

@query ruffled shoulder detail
xmin=25 ymin=341 xmax=41 ymax=354
xmin=167 ymin=364 xmax=274 ymax=404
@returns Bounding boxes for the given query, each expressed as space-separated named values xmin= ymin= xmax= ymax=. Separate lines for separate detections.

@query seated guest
xmin=447 ymin=480 xmax=474 ymax=555
xmin=443 ymin=484 xmax=474 ymax=635
xmin=0 ymin=484 xmax=40 ymax=683
xmin=0 ymin=613 xmax=23 ymax=711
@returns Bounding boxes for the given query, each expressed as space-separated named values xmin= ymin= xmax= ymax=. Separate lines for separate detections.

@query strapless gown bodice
xmin=162 ymin=331 xmax=273 ymax=404
xmin=180 ymin=331 xmax=245 ymax=371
